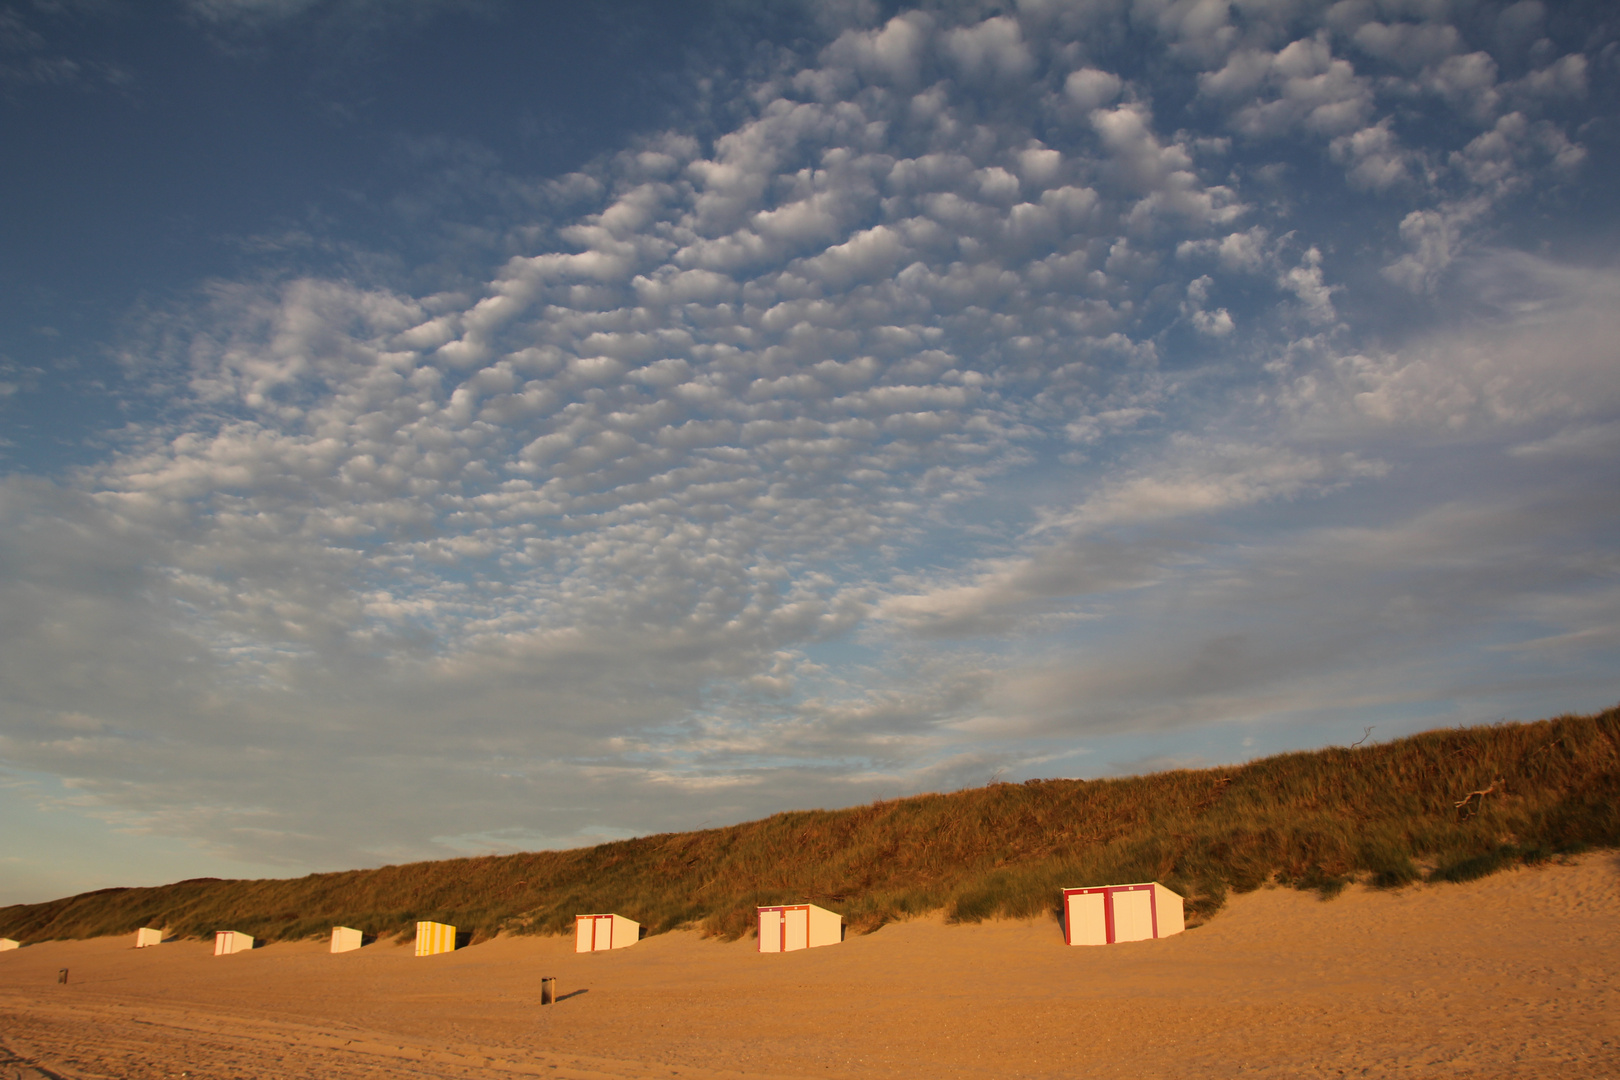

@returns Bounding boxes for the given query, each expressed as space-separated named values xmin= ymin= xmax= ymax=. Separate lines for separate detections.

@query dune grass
xmin=3 ymin=707 xmax=1616 ymax=946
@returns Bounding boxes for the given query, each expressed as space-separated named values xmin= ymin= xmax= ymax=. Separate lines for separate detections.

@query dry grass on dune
xmin=3 ymin=707 xmax=1617 ymax=947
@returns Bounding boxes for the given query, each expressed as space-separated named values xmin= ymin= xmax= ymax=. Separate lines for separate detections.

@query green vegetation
xmin=4 ymin=707 xmax=1616 ymax=946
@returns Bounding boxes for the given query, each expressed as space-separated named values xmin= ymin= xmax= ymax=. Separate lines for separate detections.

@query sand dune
xmin=2 ymin=856 xmax=1617 ymax=1079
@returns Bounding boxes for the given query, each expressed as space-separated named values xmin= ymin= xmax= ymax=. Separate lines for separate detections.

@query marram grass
xmin=4 ymin=707 xmax=1616 ymax=946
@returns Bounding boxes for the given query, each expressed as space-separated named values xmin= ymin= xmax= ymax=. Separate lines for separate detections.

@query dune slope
xmin=3 ymin=708 xmax=1618 ymax=946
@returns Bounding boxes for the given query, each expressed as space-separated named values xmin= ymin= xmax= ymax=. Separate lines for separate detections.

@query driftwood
xmin=1455 ymin=777 xmax=1505 ymax=811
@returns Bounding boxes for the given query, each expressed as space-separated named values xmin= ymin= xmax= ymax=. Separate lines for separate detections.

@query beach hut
xmin=0 ymin=938 xmax=19 ymax=952
xmin=330 ymin=926 xmax=364 ymax=953
xmin=134 ymin=928 xmax=165 ymax=948
xmin=414 ymin=920 xmax=457 ymax=957
xmin=1061 ymin=882 xmax=1185 ymax=946
xmin=574 ymin=913 xmax=639 ymax=952
xmin=213 ymin=930 xmax=254 ymax=955
xmin=757 ymin=903 xmax=842 ymax=953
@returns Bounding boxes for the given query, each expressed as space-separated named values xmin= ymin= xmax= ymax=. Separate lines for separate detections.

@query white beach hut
xmin=414 ymin=920 xmax=458 ymax=957
xmin=1061 ymin=882 xmax=1185 ymax=946
xmin=757 ymin=903 xmax=842 ymax=953
xmin=330 ymin=926 xmax=365 ymax=953
xmin=134 ymin=927 xmax=165 ymax=948
xmin=0 ymin=938 xmax=19 ymax=951
xmin=213 ymin=930 xmax=254 ymax=955
xmin=575 ymin=913 xmax=640 ymax=952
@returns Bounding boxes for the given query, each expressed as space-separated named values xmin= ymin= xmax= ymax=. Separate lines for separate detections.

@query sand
xmin=2 ymin=856 xmax=1617 ymax=1079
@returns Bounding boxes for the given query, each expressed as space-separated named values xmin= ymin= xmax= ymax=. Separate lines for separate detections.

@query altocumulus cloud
xmin=1 ymin=0 xmax=1617 ymax=882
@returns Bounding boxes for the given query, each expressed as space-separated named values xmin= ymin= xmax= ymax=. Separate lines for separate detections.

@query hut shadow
xmin=455 ymin=930 xmax=474 ymax=949
xmin=555 ymin=988 xmax=589 ymax=1003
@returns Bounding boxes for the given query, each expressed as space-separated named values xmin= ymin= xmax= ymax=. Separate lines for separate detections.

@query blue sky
xmin=2 ymin=0 xmax=1616 ymax=905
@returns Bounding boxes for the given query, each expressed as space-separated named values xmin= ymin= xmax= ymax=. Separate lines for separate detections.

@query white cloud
xmin=875 ymin=435 xmax=1391 ymax=643
xmin=1329 ymin=119 xmax=1413 ymax=190
xmin=1294 ymin=252 xmax=1620 ymax=434
xmin=1137 ymin=0 xmax=1240 ymax=64
xmin=977 ymin=489 xmax=1620 ymax=736
xmin=1424 ymin=51 xmax=1501 ymax=122
xmin=1183 ymin=274 xmax=1234 ymax=335
xmin=1204 ymin=35 xmax=1374 ymax=138
xmin=1351 ymin=20 xmax=1463 ymax=70
xmin=1381 ymin=199 xmax=1485 ymax=293
xmin=1508 ymin=54 xmax=1587 ymax=101
xmin=823 ymin=11 xmax=933 ymax=88
xmin=943 ymin=15 xmax=1035 ymax=84
xmin=1507 ymin=421 xmax=1620 ymax=461
xmin=1279 ymin=246 xmax=1338 ymax=324
xmin=1092 ymin=104 xmax=1247 ymax=229
xmin=1064 ymin=67 xmax=1123 ymax=111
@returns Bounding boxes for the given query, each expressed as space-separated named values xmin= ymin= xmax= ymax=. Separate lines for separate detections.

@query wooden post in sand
xmin=540 ymin=977 xmax=557 ymax=1005
xmin=58 ymin=968 xmax=68 ymax=984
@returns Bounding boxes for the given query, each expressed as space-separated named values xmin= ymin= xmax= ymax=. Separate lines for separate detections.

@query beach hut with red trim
xmin=757 ymin=903 xmax=842 ymax=953
xmin=1061 ymin=882 xmax=1185 ymax=946
xmin=213 ymin=930 xmax=254 ymax=955
xmin=574 ymin=913 xmax=640 ymax=952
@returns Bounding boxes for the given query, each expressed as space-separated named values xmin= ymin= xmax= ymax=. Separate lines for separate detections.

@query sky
xmin=1 ymin=0 xmax=1616 ymax=906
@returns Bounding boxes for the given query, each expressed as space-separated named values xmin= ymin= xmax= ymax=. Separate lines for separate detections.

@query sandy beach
xmin=2 ymin=856 xmax=1616 ymax=1080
